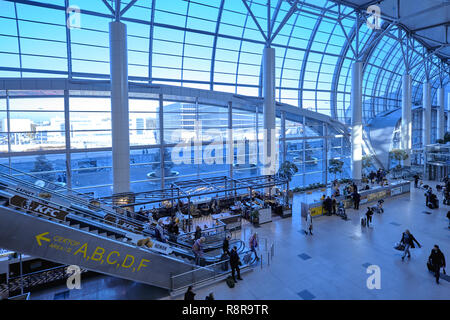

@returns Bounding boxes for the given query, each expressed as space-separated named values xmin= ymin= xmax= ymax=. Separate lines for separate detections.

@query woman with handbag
xmin=400 ymin=229 xmax=421 ymax=260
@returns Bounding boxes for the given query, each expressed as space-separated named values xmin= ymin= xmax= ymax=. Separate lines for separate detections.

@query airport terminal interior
xmin=0 ymin=0 xmax=449 ymax=300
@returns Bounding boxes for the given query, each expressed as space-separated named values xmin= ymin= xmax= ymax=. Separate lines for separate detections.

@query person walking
xmin=155 ymin=220 xmax=166 ymax=243
xmin=331 ymin=195 xmax=337 ymax=215
xmin=249 ymin=232 xmax=259 ymax=261
xmin=194 ymin=225 xmax=202 ymax=240
xmin=184 ymin=286 xmax=196 ymax=300
xmin=192 ymin=237 xmax=205 ymax=266
xmin=428 ymin=245 xmax=446 ymax=284
xmin=400 ymin=229 xmax=422 ymax=260
xmin=304 ymin=211 xmax=313 ymax=235
xmin=353 ymin=191 xmax=361 ymax=210
xmin=229 ymin=246 xmax=243 ymax=282
xmin=413 ymin=174 xmax=420 ymax=188
xmin=365 ymin=207 xmax=374 ymax=227
xmin=222 ymin=235 xmax=231 ymax=255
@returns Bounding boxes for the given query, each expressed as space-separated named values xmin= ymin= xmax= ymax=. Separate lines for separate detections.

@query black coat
xmin=429 ymin=249 xmax=446 ymax=268
xmin=223 ymin=239 xmax=229 ymax=252
xmin=229 ymin=250 xmax=240 ymax=267
xmin=400 ymin=232 xmax=420 ymax=248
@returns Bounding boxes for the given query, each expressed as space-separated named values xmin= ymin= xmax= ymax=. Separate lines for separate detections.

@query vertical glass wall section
xmin=233 ymin=107 xmax=257 ymax=178
xmin=163 ymin=96 xmax=197 ymax=184
xmin=69 ymin=3 xmax=110 ymax=77
xmin=162 ymin=96 xmax=229 ymax=187
xmin=8 ymin=153 xmax=67 ymax=186
xmin=69 ymin=91 xmax=111 ymax=149
xmin=70 ymin=150 xmax=112 ymax=197
xmin=129 ymin=93 xmax=159 ymax=146
xmin=0 ymin=1 xmax=21 ymax=77
xmin=128 ymin=93 xmax=160 ymax=193
xmin=0 ymin=91 xmax=7 ymax=153
xmin=8 ymin=90 xmax=65 ymax=152
xmin=11 ymin=2 xmax=67 ymax=77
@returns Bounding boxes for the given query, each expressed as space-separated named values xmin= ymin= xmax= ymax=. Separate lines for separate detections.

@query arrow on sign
xmin=36 ymin=232 xmax=51 ymax=246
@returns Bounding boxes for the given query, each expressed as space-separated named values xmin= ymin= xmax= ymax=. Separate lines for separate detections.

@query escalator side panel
xmin=0 ymin=205 xmax=194 ymax=290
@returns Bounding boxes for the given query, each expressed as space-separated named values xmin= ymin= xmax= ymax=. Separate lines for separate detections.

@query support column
xmin=227 ymin=101 xmax=233 ymax=179
xmin=401 ymin=74 xmax=411 ymax=167
xmin=437 ymin=87 xmax=445 ymax=140
xmin=110 ymin=21 xmax=130 ymax=194
xmin=422 ymin=81 xmax=431 ymax=147
xmin=280 ymin=111 xmax=286 ymax=164
xmin=262 ymin=46 xmax=276 ymax=175
xmin=448 ymin=92 xmax=450 ymax=133
xmin=351 ymin=61 xmax=363 ymax=182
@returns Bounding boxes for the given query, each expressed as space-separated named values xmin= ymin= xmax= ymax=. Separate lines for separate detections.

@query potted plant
xmin=328 ymin=158 xmax=344 ymax=181
xmin=277 ymin=161 xmax=298 ymax=210
xmin=390 ymin=149 xmax=409 ymax=179
xmin=250 ymin=209 xmax=259 ymax=226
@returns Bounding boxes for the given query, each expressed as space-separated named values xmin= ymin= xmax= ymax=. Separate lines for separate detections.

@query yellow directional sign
xmin=36 ymin=232 xmax=51 ymax=246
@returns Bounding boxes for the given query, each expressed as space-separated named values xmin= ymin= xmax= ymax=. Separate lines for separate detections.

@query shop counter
xmin=301 ymin=180 xmax=411 ymax=218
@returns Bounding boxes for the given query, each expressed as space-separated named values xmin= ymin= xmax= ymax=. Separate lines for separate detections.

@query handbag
xmin=394 ymin=242 xmax=405 ymax=251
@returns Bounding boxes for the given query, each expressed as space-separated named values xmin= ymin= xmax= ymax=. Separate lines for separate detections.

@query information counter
xmin=301 ymin=180 xmax=411 ymax=218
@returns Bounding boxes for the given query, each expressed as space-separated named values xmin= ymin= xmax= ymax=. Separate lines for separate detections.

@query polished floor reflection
xmin=31 ymin=181 xmax=449 ymax=300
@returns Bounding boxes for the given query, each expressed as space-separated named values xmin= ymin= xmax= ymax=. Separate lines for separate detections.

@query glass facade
xmin=0 ymin=0 xmax=448 ymax=197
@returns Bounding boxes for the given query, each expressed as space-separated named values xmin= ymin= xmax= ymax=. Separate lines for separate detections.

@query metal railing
xmin=2 ymin=264 xmax=89 ymax=297
xmin=169 ymin=248 xmax=258 ymax=292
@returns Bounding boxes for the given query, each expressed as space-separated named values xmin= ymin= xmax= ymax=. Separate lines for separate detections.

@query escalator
xmin=0 ymin=168 xmax=255 ymax=291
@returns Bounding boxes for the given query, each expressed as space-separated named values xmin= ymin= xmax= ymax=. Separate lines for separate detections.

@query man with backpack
xmin=427 ymin=245 xmax=446 ymax=284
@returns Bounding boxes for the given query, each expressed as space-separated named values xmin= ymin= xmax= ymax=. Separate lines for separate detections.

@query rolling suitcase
xmin=361 ymin=217 xmax=366 ymax=227
xmin=226 ymin=276 xmax=235 ymax=288
xmin=220 ymin=253 xmax=229 ymax=271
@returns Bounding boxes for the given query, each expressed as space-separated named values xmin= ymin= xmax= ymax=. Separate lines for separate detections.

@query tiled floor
xmin=31 ymin=180 xmax=450 ymax=300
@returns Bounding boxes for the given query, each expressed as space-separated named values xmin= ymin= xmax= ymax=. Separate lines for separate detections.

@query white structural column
xmin=351 ymin=61 xmax=363 ymax=181
xmin=448 ymin=92 xmax=450 ymax=133
xmin=437 ymin=87 xmax=445 ymax=140
xmin=110 ymin=21 xmax=130 ymax=194
xmin=422 ymin=82 xmax=431 ymax=147
xmin=401 ymin=74 xmax=412 ymax=166
xmin=262 ymin=46 xmax=276 ymax=175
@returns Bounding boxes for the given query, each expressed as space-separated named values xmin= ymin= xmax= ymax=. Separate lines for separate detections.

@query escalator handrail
xmin=0 ymin=171 xmax=147 ymax=228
